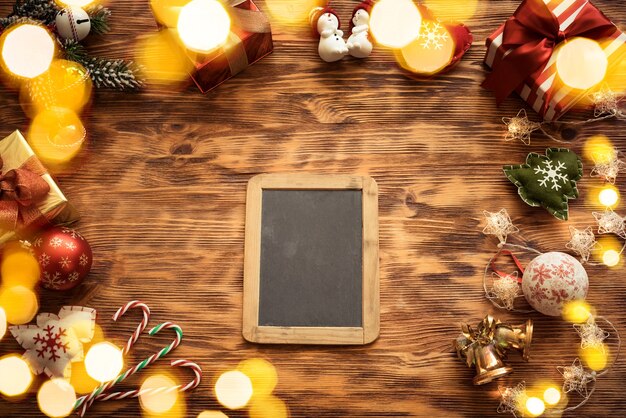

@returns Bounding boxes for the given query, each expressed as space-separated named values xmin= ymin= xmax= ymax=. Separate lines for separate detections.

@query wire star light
xmin=557 ymin=359 xmax=596 ymax=397
xmin=566 ymin=226 xmax=599 ymax=263
xmin=593 ymin=209 xmax=626 ymax=239
xmin=574 ymin=318 xmax=610 ymax=351
xmin=502 ymin=109 xmax=541 ymax=145
xmin=590 ymin=148 xmax=626 ymax=184
xmin=497 ymin=382 xmax=527 ymax=417
xmin=490 ymin=272 xmax=520 ymax=310
xmin=483 ymin=209 xmax=519 ymax=244
xmin=590 ymin=85 xmax=623 ymax=118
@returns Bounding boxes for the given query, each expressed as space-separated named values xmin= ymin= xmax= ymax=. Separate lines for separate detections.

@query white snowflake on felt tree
xmin=534 ymin=160 xmax=568 ymax=191
xmin=9 ymin=306 xmax=96 ymax=379
xmin=419 ymin=21 xmax=448 ymax=50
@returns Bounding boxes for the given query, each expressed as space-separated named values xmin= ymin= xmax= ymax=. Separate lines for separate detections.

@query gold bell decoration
xmin=454 ymin=315 xmax=533 ymax=385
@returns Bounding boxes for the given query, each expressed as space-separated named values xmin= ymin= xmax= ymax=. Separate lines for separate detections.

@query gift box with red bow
xmin=482 ymin=0 xmax=626 ymax=121
xmin=0 ymin=130 xmax=79 ymax=244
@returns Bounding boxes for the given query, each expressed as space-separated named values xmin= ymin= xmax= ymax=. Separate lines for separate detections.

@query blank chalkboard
xmin=243 ymin=174 xmax=379 ymax=345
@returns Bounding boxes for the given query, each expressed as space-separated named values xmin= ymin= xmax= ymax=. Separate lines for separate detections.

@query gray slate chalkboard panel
xmin=258 ymin=190 xmax=363 ymax=327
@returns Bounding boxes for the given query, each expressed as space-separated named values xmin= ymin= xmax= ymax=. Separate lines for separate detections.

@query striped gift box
xmin=485 ymin=0 xmax=626 ymax=121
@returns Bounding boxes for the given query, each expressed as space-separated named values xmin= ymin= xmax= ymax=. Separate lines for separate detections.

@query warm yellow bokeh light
xmin=581 ymin=345 xmax=609 ymax=371
xmin=598 ymin=186 xmax=619 ymax=208
xmin=423 ymin=0 xmax=478 ymax=22
xmin=177 ymin=0 xmax=231 ymax=53
xmin=37 ymin=378 xmax=77 ymax=418
xmin=602 ymin=249 xmax=620 ymax=267
xmin=237 ymin=358 xmax=277 ymax=397
xmin=0 ymin=285 xmax=38 ymax=325
xmin=0 ymin=355 xmax=33 ymax=396
xmin=562 ymin=300 xmax=594 ymax=323
xmin=584 ymin=135 xmax=614 ymax=163
xmin=85 ymin=342 xmax=124 ymax=383
xmin=265 ymin=0 xmax=321 ymax=24
xmin=543 ymin=387 xmax=561 ymax=406
xmin=139 ymin=374 xmax=179 ymax=414
xmin=556 ymin=37 xmax=607 ymax=90
xmin=525 ymin=396 xmax=546 ymax=417
xmin=0 ymin=307 xmax=6 ymax=341
xmin=151 ymin=0 xmax=188 ymax=28
xmin=56 ymin=0 xmax=97 ymax=7
xmin=70 ymin=361 xmax=100 ymax=395
xmin=1 ymin=24 xmax=55 ymax=79
xmin=1 ymin=249 xmax=40 ymax=288
xmin=215 ymin=370 xmax=253 ymax=410
xmin=198 ymin=412 xmax=228 ymax=418
xmin=370 ymin=0 xmax=422 ymax=49
xmin=28 ymin=107 xmax=86 ymax=165
xmin=397 ymin=20 xmax=454 ymax=76
xmin=135 ymin=31 xmax=194 ymax=84
xmin=249 ymin=395 xmax=289 ymax=418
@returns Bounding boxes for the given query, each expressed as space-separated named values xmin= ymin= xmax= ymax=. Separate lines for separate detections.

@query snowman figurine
xmin=347 ymin=1 xmax=374 ymax=59
xmin=310 ymin=7 xmax=348 ymax=63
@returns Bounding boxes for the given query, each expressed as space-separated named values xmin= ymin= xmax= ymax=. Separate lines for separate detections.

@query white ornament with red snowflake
xmin=521 ymin=252 xmax=588 ymax=316
xmin=9 ymin=306 xmax=96 ymax=379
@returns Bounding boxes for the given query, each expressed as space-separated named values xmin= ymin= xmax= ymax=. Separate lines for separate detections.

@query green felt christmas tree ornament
xmin=503 ymin=148 xmax=583 ymax=221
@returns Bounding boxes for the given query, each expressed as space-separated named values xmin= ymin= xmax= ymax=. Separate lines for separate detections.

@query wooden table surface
xmin=1 ymin=1 xmax=625 ymax=417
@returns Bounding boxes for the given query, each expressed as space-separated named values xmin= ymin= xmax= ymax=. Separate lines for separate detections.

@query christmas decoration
xmin=590 ymin=148 xmax=626 ymax=184
xmin=310 ymin=7 xmax=348 ymax=63
xmin=9 ymin=306 xmax=96 ymax=379
xmin=593 ymin=209 xmax=626 ymax=239
xmin=454 ymin=315 xmax=532 ymax=385
xmin=482 ymin=209 xmax=518 ymax=245
xmin=0 ymin=0 xmax=142 ymax=90
xmin=503 ymin=148 xmax=583 ymax=220
xmin=566 ymin=227 xmax=599 ymax=263
xmin=483 ymin=0 xmax=625 ymax=121
xmin=497 ymin=381 xmax=527 ymax=416
xmin=55 ymin=7 xmax=91 ymax=41
xmin=491 ymin=273 xmax=520 ymax=311
xmin=557 ymin=358 xmax=596 ymax=397
xmin=521 ymin=252 xmax=588 ymax=316
xmin=574 ymin=317 xmax=610 ymax=351
xmin=347 ymin=1 xmax=374 ymax=59
xmin=32 ymin=227 xmax=92 ymax=291
xmin=502 ymin=109 xmax=540 ymax=145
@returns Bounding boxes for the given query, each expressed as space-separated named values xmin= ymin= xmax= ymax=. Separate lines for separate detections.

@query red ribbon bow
xmin=0 ymin=156 xmax=50 ymax=232
xmin=482 ymin=0 xmax=616 ymax=105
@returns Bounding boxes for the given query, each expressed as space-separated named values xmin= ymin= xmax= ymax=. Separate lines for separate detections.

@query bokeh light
xmin=237 ymin=358 xmax=277 ymax=397
xmin=70 ymin=361 xmax=100 ymax=395
xmin=55 ymin=0 xmax=97 ymax=7
xmin=602 ymin=249 xmax=620 ymax=267
xmin=0 ymin=285 xmax=39 ymax=325
xmin=85 ymin=342 xmax=123 ymax=382
xmin=525 ymin=396 xmax=545 ymax=417
xmin=197 ymin=412 xmax=228 ymax=418
xmin=562 ymin=300 xmax=594 ymax=323
xmin=598 ymin=186 xmax=619 ymax=208
xmin=1 ymin=249 xmax=40 ymax=288
xmin=265 ymin=0 xmax=321 ymax=24
xmin=581 ymin=345 xmax=609 ymax=371
xmin=37 ymin=378 xmax=77 ymax=418
xmin=370 ymin=0 xmax=422 ymax=49
xmin=135 ymin=31 xmax=194 ymax=85
xmin=583 ymin=135 xmax=614 ymax=163
xmin=422 ymin=0 xmax=478 ymax=22
xmin=0 ymin=307 xmax=6 ymax=341
xmin=139 ymin=374 xmax=179 ymax=414
xmin=556 ymin=37 xmax=607 ymax=90
xmin=214 ymin=370 xmax=253 ymax=410
xmin=249 ymin=395 xmax=289 ymax=418
xmin=177 ymin=0 xmax=231 ymax=53
xmin=397 ymin=20 xmax=454 ymax=76
xmin=28 ymin=107 xmax=86 ymax=165
xmin=543 ymin=387 xmax=561 ymax=406
xmin=0 ymin=355 xmax=33 ymax=396
xmin=596 ymin=235 xmax=623 ymax=267
xmin=1 ymin=24 xmax=55 ymax=79
xmin=151 ymin=0 xmax=188 ymax=28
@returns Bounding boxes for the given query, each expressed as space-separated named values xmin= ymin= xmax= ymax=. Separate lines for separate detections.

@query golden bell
xmin=494 ymin=319 xmax=533 ymax=361
xmin=471 ymin=343 xmax=513 ymax=385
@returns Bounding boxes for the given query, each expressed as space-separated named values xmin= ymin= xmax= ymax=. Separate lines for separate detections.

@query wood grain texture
xmin=0 ymin=0 xmax=625 ymax=417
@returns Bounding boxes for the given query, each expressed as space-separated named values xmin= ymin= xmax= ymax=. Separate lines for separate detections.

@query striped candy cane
xmin=93 ymin=360 xmax=202 ymax=402
xmin=113 ymin=300 xmax=151 ymax=356
xmin=74 ymin=322 xmax=183 ymax=416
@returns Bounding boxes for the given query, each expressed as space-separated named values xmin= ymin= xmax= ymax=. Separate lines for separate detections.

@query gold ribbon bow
xmin=0 ymin=155 xmax=50 ymax=232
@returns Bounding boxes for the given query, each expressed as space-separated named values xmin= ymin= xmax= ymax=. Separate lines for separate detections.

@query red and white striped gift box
xmin=484 ymin=0 xmax=626 ymax=121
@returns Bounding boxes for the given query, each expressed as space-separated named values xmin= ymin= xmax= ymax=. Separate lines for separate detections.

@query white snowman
xmin=347 ymin=4 xmax=373 ymax=59
xmin=311 ymin=7 xmax=348 ymax=63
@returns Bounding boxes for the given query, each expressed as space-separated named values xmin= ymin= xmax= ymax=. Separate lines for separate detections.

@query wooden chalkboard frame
xmin=243 ymin=174 xmax=379 ymax=345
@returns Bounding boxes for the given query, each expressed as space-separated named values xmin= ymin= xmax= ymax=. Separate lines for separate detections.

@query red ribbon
xmin=491 ymin=250 xmax=525 ymax=283
xmin=482 ymin=0 xmax=616 ymax=105
xmin=0 ymin=156 xmax=50 ymax=232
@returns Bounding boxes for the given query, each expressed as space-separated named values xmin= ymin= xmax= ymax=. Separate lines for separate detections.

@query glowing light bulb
xmin=1 ymin=24 xmax=55 ymax=78
xmin=563 ymin=300 xmax=593 ymax=323
xmin=556 ymin=37 xmax=607 ymax=90
xmin=0 ymin=307 xmax=6 ymax=341
xmin=177 ymin=0 xmax=231 ymax=53
xmin=525 ymin=397 xmax=546 ymax=417
xmin=0 ymin=285 xmax=39 ymax=325
xmin=84 ymin=342 xmax=123 ymax=382
xmin=543 ymin=387 xmax=561 ymax=406
xmin=214 ymin=370 xmax=253 ymax=410
xmin=139 ymin=374 xmax=179 ymax=413
xmin=602 ymin=249 xmax=620 ymax=267
xmin=37 ymin=378 xmax=77 ymax=418
xmin=598 ymin=186 xmax=619 ymax=208
xmin=0 ymin=355 xmax=33 ymax=396
xmin=370 ymin=0 xmax=422 ymax=48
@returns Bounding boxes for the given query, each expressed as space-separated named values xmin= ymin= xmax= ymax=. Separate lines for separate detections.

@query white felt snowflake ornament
xmin=9 ymin=306 xmax=96 ymax=379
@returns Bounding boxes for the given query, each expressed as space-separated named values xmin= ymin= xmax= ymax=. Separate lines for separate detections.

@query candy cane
xmin=74 ymin=322 xmax=183 ymax=416
xmin=93 ymin=360 xmax=202 ymax=402
xmin=112 ymin=300 xmax=151 ymax=356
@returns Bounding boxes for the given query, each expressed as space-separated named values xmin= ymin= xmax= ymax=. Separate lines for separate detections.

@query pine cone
xmin=79 ymin=57 xmax=144 ymax=91
xmin=11 ymin=0 xmax=59 ymax=25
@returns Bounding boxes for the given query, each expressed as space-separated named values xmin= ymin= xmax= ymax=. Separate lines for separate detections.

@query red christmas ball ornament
xmin=32 ymin=227 xmax=92 ymax=291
